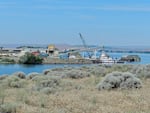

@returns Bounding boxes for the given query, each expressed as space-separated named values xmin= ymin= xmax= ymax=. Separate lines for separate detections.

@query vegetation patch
xmin=0 ymin=75 xmax=8 ymax=80
xmin=97 ymin=71 xmax=142 ymax=90
xmin=12 ymin=72 xmax=26 ymax=79
xmin=0 ymin=58 xmax=15 ymax=64
xmin=2 ymin=76 xmax=26 ymax=88
xmin=0 ymin=103 xmax=18 ymax=113
xmin=33 ymin=76 xmax=61 ymax=94
xmin=27 ymin=72 xmax=40 ymax=80
xmin=0 ymin=65 xmax=150 ymax=113
xmin=62 ymin=69 xmax=91 ymax=79
xmin=19 ymin=52 xmax=43 ymax=64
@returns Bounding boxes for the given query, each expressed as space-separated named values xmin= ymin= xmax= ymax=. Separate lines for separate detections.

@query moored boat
xmin=91 ymin=51 xmax=124 ymax=64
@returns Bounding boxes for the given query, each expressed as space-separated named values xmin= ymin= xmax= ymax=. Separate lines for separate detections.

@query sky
xmin=0 ymin=0 xmax=150 ymax=46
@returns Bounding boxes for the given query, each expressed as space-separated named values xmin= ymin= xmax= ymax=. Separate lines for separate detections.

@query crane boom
xmin=79 ymin=33 xmax=88 ymax=49
xmin=79 ymin=33 xmax=92 ymax=58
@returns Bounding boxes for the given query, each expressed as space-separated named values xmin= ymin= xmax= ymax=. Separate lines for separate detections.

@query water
xmin=0 ymin=64 xmax=86 ymax=75
xmin=82 ymin=51 xmax=150 ymax=64
xmin=0 ymin=52 xmax=150 ymax=75
xmin=108 ymin=52 xmax=150 ymax=64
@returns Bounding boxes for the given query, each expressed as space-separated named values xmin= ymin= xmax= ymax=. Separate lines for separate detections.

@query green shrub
xmin=19 ymin=52 xmax=43 ymax=64
xmin=1 ymin=58 xmax=15 ymax=63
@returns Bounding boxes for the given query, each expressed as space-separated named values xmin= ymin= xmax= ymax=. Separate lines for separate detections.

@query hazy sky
xmin=0 ymin=0 xmax=150 ymax=46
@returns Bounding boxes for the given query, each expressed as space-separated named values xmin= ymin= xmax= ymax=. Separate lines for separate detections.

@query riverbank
xmin=0 ymin=64 xmax=150 ymax=113
xmin=43 ymin=57 xmax=93 ymax=64
xmin=0 ymin=56 xmax=93 ymax=64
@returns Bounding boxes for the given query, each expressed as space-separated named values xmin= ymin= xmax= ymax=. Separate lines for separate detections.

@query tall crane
xmin=79 ymin=33 xmax=92 ymax=58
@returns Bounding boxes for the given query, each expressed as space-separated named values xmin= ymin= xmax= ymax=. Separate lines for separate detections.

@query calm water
xmin=0 ymin=64 xmax=86 ymax=75
xmin=0 ymin=52 xmax=150 ymax=75
xmin=108 ymin=52 xmax=150 ymax=64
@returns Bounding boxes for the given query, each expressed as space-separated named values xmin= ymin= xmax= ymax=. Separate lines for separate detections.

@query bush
xmin=62 ymin=69 xmax=91 ymax=79
xmin=15 ymin=89 xmax=31 ymax=105
xmin=130 ymin=65 xmax=145 ymax=75
xmin=31 ymin=75 xmax=47 ymax=82
xmin=0 ymin=75 xmax=8 ymax=80
xmin=39 ymin=79 xmax=60 ymax=88
xmin=5 ymin=76 xmax=20 ymax=87
xmin=19 ymin=52 xmax=43 ymax=64
xmin=27 ymin=72 xmax=40 ymax=80
xmin=97 ymin=72 xmax=142 ymax=90
xmin=45 ymin=71 xmax=65 ymax=78
xmin=0 ymin=88 xmax=5 ymax=105
xmin=40 ymin=87 xmax=55 ymax=94
xmin=0 ymin=103 xmax=18 ymax=113
xmin=144 ymin=71 xmax=150 ymax=79
xmin=90 ymin=66 xmax=107 ymax=77
xmin=109 ymin=64 xmax=133 ymax=73
xmin=43 ymin=69 xmax=51 ymax=75
xmin=142 ymin=65 xmax=150 ymax=79
xmin=1 ymin=58 xmax=15 ymax=63
xmin=3 ymin=76 xmax=25 ymax=88
xmin=33 ymin=76 xmax=61 ymax=94
xmin=9 ymin=81 xmax=23 ymax=88
xmin=12 ymin=72 xmax=26 ymax=79
xmin=130 ymin=65 xmax=150 ymax=79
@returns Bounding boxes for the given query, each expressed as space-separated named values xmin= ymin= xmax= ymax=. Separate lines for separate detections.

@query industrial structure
xmin=47 ymin=44 xmax=59 ymax=56
xmin=79 ymin=33 xmax=92 ymax=58
xmin=0 ymin=34 xmax=142 ymax=64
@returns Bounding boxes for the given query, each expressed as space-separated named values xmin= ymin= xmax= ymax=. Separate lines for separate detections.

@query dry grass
xmin=0 ymin=76 xmax=150 ymax=113
xmin=1 ymin=64 xmax=150 ymax=113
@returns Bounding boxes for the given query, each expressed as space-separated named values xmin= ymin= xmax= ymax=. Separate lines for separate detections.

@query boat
xmin=91 ymin=51 xmax=124 ymax=64
xmin=99 ymin=51 xmax=116 ymax=64
xmin=120 ymin=55 xmax=141 ymax=62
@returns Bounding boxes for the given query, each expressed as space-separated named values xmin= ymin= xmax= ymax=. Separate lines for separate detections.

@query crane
xmin=79 ymin=33 xmax=92 ymax=58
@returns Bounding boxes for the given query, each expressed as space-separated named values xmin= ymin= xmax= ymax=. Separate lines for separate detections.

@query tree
xmin=19 ymin=53 xmax=43 ymax=64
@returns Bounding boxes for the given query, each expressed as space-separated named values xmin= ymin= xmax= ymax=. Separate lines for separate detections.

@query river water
xmin=0 ymin=52 xmax=150 ymax=75
xmin=0 ymin=64 xmax=86 ymax=75
xmin=108 ymin=52 xmax=150 ymax=64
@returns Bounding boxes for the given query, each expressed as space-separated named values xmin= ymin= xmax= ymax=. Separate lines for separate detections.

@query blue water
xmin=0 ymin=64 xmax=86 ymax=75
xmin=108 ymin=52 xmax=150 ymax=64
xmin=0 ymin=52 xmax=150 ymax=75
xmin=82 ymin=52 xmax=150 ymax=64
